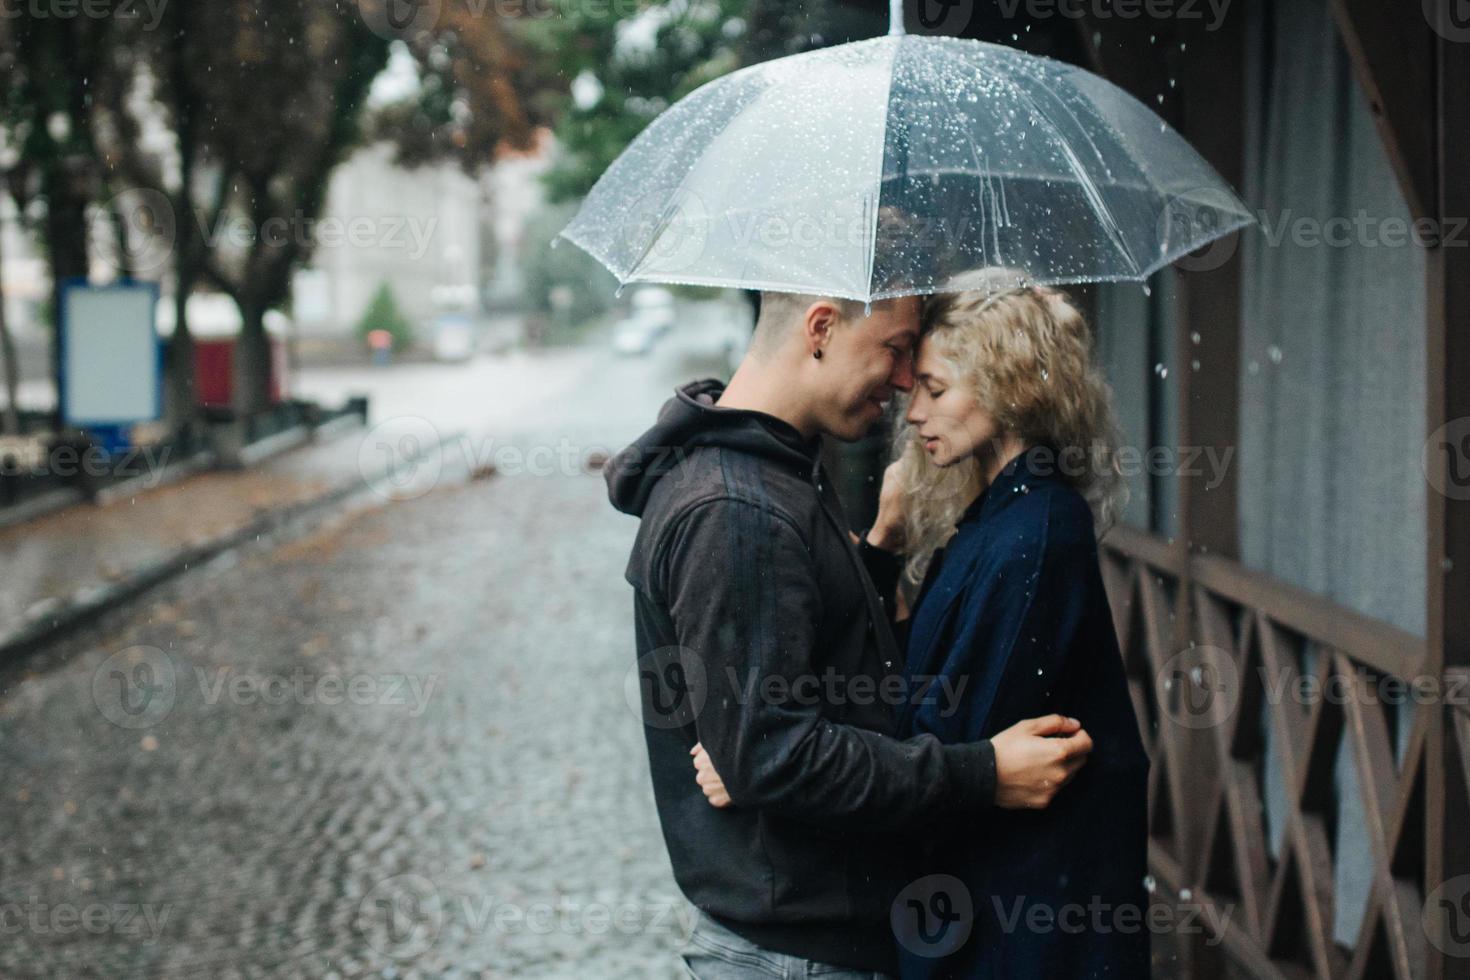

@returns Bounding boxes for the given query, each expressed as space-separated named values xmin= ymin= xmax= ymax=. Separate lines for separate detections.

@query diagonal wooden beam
xmin=1328 ymin=0 xmax=1437 ymax=221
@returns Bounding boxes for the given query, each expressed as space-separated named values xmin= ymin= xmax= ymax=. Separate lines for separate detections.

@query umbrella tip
xmin=888 ymin=0 xmax=905 ymax=35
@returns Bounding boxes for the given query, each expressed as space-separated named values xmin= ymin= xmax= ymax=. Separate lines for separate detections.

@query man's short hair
xmin=750 ymin=292 xmax=868 ymax=356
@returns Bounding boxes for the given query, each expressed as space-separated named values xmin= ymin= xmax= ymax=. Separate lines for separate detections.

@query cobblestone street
xmin=0 ymin=308 xmax=746 ymax=978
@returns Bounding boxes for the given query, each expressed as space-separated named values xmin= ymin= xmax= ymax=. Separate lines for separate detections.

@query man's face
xmin=812 ymin=296 xmax=920 ymax=441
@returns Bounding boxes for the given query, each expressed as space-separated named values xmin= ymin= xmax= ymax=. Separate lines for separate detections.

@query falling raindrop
xmin=1154 ymin=363 xmax=1168 ymax=378
xmin=1248 ymin=360 xmax=1260 ymax=375
xmin=549 ymin=237 xmax=560 ymax=250
xmin=1267 ymin=344 xmax=1283 ymax=364
xmin=1191 ymin=359 xmax=1201 ymax=371
xmin=1190 ymin=331 xmax=1201 ymax=344
xmin=1141 ymin=283 xmax=1152 ymax=298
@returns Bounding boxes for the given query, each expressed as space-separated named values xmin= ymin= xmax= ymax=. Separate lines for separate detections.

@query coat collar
xmin=960 ymin=444 xmax=1059 ymax=526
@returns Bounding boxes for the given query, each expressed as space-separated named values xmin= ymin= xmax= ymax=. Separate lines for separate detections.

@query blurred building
xmin=290 ymin=130 xmax=552 ymax=345
xmin=483 ymin=129 xmax=554 ymax=310
xmin=290 ymin=141 xmax=483 ymax=340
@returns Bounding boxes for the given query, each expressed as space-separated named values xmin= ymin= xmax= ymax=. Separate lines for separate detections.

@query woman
xmin=694 ymin=272 xmax=1150 ymax=979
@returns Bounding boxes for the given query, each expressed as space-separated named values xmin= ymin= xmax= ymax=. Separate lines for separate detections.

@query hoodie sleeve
xmin=663 ymin=496 xmax=995 ymax=831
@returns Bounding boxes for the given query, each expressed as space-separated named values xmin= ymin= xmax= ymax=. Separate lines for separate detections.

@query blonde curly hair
xmin=893 ymin=269 xmax=1128 ymax=587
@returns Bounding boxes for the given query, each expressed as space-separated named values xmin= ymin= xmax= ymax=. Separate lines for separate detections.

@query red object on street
xmin=193 ymin=338 xmax=287 ymax=408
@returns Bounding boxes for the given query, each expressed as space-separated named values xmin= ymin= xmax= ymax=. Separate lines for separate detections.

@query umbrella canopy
xmin=558 ymin=25 xmax=1253 ymax=303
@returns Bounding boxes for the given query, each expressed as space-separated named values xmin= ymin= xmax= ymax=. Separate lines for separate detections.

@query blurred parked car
xmin=431 ymin=313 xmax=477 ymax=362
xmin=611 ymin=288 xmax=676 ymax=356
xmin=612 ymin=318 xmax=662 ymax=356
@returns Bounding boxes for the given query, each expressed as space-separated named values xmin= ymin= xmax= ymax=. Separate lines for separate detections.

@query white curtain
xmin=1240 ymin=0 xmax=1426 ymax=948
xmin=1239 ymin=0 xmax=1426 ymax=637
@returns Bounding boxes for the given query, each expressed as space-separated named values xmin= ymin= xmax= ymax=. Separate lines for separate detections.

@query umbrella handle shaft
xmin=889 ymin=0 xmax=905 ymax=35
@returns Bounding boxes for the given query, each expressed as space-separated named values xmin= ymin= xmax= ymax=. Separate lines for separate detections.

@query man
xmin=605 ymin=293 xmax=1093 ymax=978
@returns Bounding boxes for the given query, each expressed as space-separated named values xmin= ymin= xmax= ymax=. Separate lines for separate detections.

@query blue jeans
xmin=679 ymin=914 xmax=893 ymax=980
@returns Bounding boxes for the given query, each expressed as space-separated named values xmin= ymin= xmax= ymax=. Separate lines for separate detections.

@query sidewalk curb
xmin=0 ymin=427 xmax=467 ymax=667
xmin=0 ymin=487 xmax=86 ymax=532
xmin=93 ymin=449 xmax=219 ymax=508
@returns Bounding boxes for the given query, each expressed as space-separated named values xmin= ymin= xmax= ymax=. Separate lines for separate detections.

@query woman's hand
xmin=690 ymin=742 xmax=732 ymax=808
xmin=865 ymin=461 xmax=907 ymax=553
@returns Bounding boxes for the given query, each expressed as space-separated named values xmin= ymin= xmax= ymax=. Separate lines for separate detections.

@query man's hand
xmin=690 ymin=742 xmax=732 ymax=808
xmin=991 ymin=714 xmax=1093 ymax=809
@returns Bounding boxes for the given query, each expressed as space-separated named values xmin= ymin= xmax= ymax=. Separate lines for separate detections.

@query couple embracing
xmin=606 ymin=269 xmax=1151 ymax=980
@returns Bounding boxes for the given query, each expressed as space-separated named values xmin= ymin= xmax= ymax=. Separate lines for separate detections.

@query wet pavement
xmin=0 ymin=303 xmax=747 ymax=978
xmin=0 ymin=309 xmax=745 ymax=650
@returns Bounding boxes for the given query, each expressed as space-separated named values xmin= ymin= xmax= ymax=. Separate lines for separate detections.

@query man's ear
xmin=802 ymin=300 xmax=841 ymax=357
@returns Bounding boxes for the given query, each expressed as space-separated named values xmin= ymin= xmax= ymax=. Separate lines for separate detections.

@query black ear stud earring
xmin=813 ymin=349 xmax=823 ymax=360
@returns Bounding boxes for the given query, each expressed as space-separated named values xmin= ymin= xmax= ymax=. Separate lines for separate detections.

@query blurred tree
xmin=0 ymin=218 xmax=16 ymax=435
xmin=91 ymin=1 xmax=205 ymax=430
xmin=355 ymin=282 xmax=414 ymax=351
xmin=167 ymin=1 xmax=390 ymax=418
xmin=365 ymin=6 xmax=559 ymax=173
xmin=0 ymin=11 xmax=112 ymax=427
xmin=93 ymin=1 xmax=556 ymax=421
xmin=532 ymin=0 xmax=882 ymax=203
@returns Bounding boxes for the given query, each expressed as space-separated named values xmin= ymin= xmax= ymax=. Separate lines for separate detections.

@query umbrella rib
xmin=924 ymin=48 xmax=1006 ymax=268
xmin=965 ymin=50 xmax=1143 ymax=276
xmin=863 ymin=38 xmax=901 ymax=305
xmin=621 ymin=77 xmax=770 ymax=282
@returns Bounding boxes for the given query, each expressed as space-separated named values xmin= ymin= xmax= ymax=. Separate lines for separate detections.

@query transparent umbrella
xmin=557 ymin=6 xmax=1254 ymax=304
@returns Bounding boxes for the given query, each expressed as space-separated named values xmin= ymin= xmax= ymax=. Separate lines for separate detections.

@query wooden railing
xmin=1100 ymin=525 xmax=1448 ymax=980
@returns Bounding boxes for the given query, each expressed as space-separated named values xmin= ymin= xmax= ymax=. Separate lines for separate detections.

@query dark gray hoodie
xmin=607 ymin=378 xmax=997 ymax=972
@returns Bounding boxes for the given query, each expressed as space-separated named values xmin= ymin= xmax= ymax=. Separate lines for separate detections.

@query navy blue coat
xmin=890 ymin=447 xmax=1151 ymax=980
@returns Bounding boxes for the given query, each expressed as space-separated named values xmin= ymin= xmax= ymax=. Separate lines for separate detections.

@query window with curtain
xmin=1095 ymin=270 xmax=1179 ymax=539
xmin=1239 ymin=0 xmax=1427 ymax=949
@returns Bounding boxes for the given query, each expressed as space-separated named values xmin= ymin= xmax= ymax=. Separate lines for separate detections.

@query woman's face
xmin=906 ymin=338 xmax=1000 ymax=468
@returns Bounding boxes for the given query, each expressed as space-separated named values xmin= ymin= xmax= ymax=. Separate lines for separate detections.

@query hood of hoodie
xmin=605 ymin=378 xmax=820 ymax=517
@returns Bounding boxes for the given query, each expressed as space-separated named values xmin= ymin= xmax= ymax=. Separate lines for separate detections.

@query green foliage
xmin=523 ymin=0 xmax=884 ymax=203
xmin=355 ymin=283 xmax=415 ymax=351
xmin=525 ymin=1 xmax=759 ymax=203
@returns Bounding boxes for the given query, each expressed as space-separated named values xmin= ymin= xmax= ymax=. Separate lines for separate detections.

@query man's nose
xmin=891 ymin=353 xmax=915 ymax=392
